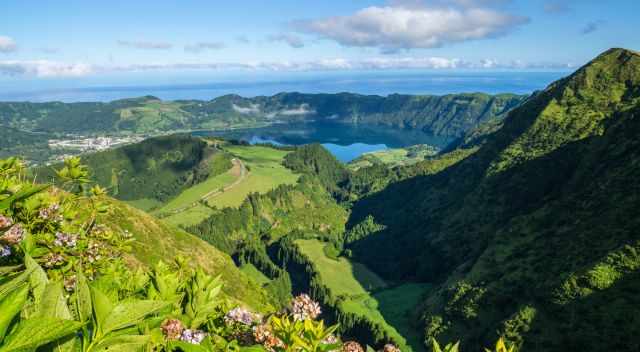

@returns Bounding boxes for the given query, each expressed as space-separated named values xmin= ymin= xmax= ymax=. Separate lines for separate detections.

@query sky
xmin=0 ymin=0 xmax=638 ymax=89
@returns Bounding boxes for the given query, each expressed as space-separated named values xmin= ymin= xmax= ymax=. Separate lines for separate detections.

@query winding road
xmin=163 ymin=158 xmax=247 ymax=216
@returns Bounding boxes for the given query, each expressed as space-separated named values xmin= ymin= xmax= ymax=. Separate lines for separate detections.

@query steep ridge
xmin=347 ymin=48 xmax=640 ymax=350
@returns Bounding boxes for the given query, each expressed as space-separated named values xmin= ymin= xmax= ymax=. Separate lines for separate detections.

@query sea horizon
xmin=0 ymin=70 xmax=569 ymax=103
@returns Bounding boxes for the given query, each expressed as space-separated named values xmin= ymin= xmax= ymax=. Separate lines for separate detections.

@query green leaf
xmin=0 ymin=184 xmax=49 ymax=211
xmin=35 ymin=281 xmax=72 ymax=319
xmin=0 ymin=268 xmax=33 ymax=298
xmin=75 ymin=270 xmax=92 ymax=323
xmin=90 ymin=286 xmax=113 ymax=335
xmin=25 ymin=255 xmax=48 ymax=306
xmin=0 ymin=266 xmax=21 ymax=276
xmin=0 ymin=284 xmax=28 ymax=342
xmin=168 ymin=340 xmax=210 ymax=352
xmin=89 ymin=334 xmax=150 ymax=352
xmin=102 ymin=300 xmax=169 ymax=335
xmin=0 ymin=317 xmax=82 ymax=352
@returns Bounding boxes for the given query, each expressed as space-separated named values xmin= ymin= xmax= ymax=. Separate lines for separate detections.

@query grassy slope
xmin=295 ymin=239 xmax=429 ymax=351
xmin=100 ymin=197 xmax=274 ymax=311
xmin=206 ymin=145 xmax=299 ymax=208
xmin=240 ymin=263 xmax=272 ymax=287
xmin=347 ymin=145 xmax=440 ymax=171
xmin=159 ymin=145 xmax=299 ymax=227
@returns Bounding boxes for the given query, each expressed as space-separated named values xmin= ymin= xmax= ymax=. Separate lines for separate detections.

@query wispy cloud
xmin=268 ymin=33 xmax=305 ymax=48
xmin=581 ymin=20 xmax=604 ymax=35
xmin=0 ymin=57 xmax=576 ymax=78
xmin=543 ymin=1 xmax=571 ymax=14
xmin=0 ymin=36 xmax=18 ymax=53
xmin=235 ymin=35 xmax=250 ymax=44
xmin=184 ymin=41 xmax=226 ymax=53
xmin=0 ymin=60 xmax=93 ymax=77
xmin=117 ymin=40 xmax=173 ymax=50
xmin=293 ymin=3 xmax=528 ymax=52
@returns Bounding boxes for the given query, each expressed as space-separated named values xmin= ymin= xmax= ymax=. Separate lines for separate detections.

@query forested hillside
xmin=36 ymin=135 xmax=232 ymax=207
xmin=345 ymin=48 xmax=640 ymax=351
xmin=0 ymin=92 xmax=525 ymax=138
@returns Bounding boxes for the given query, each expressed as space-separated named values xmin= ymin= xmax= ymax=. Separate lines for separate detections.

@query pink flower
xmin=291 ymin=294 xmax=321 ymax=321
xmin=0 ymin=224 xmax=25 ymax=245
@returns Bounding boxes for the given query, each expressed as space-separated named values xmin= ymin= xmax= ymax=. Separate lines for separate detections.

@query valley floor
xmin=295 ymin=239 xmax=430 ymax=352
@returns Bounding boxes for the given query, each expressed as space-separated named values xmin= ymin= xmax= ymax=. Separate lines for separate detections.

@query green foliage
xmin=345 ymin=48 xmax=640 ymax=351
xmin=0 ymin=93 xmax=524 ymax=138
xmin=36 ymin=134 xmax=230 ymax=205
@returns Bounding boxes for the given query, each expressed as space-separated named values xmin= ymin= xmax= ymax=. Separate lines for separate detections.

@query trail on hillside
xmin=163 ymin=158 xmax=247 ymax=215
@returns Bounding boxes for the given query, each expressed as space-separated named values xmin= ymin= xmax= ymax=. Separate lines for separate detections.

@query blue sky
xmin=0 ymin=0 xmax=638 ymax=85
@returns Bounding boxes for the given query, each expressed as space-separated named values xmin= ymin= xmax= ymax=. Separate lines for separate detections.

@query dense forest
xmin=343 ymin=48 xmax=640 ymax=351
xmin=0 ymin=92 xmax=525 ymax=138
xmin=35 ymin=135 xmax=232 ymax=204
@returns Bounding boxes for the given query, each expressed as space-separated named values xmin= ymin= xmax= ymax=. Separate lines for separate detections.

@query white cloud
xmin=268 ymin=34 xmax=305 ymax=48
xmin=543 ymin=1 xmax=571 ymax=14
xmin=232 ymin=103 xmax=261 ymax=114
xmin=0 ymin=60 xmax=93 ymax=77
xmin=294 ymin=4 xmax=528 ymax=52
xmin=278 ymin=104 xmax=315 ymax=116
xmin=0 ymin=56 xmax=575 ymax=78
xmin=236 ymin=35 xmax=250 ymax=44
xmin=0 ymin=36 xmax=18 ymax=53
xmin=117 ymin=40 xmax=173 ymax=50
xmin=185 ymin=41 xmax=226 ymax=53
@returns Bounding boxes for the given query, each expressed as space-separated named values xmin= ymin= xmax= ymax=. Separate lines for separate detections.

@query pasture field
xmin=295 ymin=239 xmax=429 ymax=352
xmin=240 ymin=263 xmax=272 ymax=287
xmin=347 ymin=144 xmax=439 ymax=171
xmin=158 ymin=144 xmax=299 ymax=227
xmin=204 ymin=145 xmax=299 ymax=209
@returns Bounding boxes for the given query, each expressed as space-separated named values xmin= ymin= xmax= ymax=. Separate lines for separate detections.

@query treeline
xmin=35 ymin=134 xmax=232 ymax=203
xmin=271 ymin=235 xmax=399 ymax=349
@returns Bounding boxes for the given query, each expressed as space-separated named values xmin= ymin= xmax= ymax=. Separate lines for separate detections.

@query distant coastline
xmin=0 ymin=71 xmax=567 ymax=103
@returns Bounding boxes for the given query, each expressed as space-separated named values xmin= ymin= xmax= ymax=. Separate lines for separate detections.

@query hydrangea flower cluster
xmin=54 ymin=232 xmax=78 ymax=248
xmin=160 ymin=319 xmax=207 ymax=345
xmin=43 ymin=253 xmax=65 ymax=268
xmin=291 ymin=294 xmax=322 ymax=321
xmin=342 ymin=341 xmax=365 ymax=352
xmin=253 ymin=324 xmax=286 ymax=352
xmin=225 ymin=307 xmax=259 ymax=326
xmin=381 ymin=344 xmax=401 ymax=352
xmin=63 ymin=275 xmax=77 ymax=292
xmin=0 ymin=215 xmax=13 ymax=229
xmin=39 ymin=203 xmax=63 ymax=222
xmin=161 ymin=319 xmax=185 ymax=341
xmin=85 ymin=242 xmax=103 ymax=263
xmin=0 ymin=245 xmax=10 ymax=258
xmin=1 ymin=223 xmax=25 ymax=245
xmin=180 ymin=329 xmax=207 ymax=344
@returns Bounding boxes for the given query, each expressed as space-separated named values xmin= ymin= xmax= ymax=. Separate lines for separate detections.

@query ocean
xmin=0 ymin=71 xmax=568 ymax=102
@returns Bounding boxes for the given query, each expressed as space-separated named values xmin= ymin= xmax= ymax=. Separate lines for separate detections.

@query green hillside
xmin=346 ymin=48 xmax=640 ymax=351
xmin=99 ymin=196 xmax=274 ymax=310
xmin=0 ymin=92 xmax=525 ymax=138
xmin=35 ymin=134 xmax=232 ymax=209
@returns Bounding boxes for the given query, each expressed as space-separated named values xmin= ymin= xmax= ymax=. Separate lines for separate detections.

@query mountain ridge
xmin=345 ymin=47 xmax=640 ymax=351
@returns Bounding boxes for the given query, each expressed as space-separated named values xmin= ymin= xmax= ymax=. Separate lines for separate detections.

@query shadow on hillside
xmin=523 ymin=270 xmax=640 ymax=352
xmin=345 ymin=85 xmax=556 ymax=281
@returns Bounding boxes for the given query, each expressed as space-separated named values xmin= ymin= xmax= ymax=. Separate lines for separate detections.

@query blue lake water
xmin=194 ymin=122 xmax=455 ymax=162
